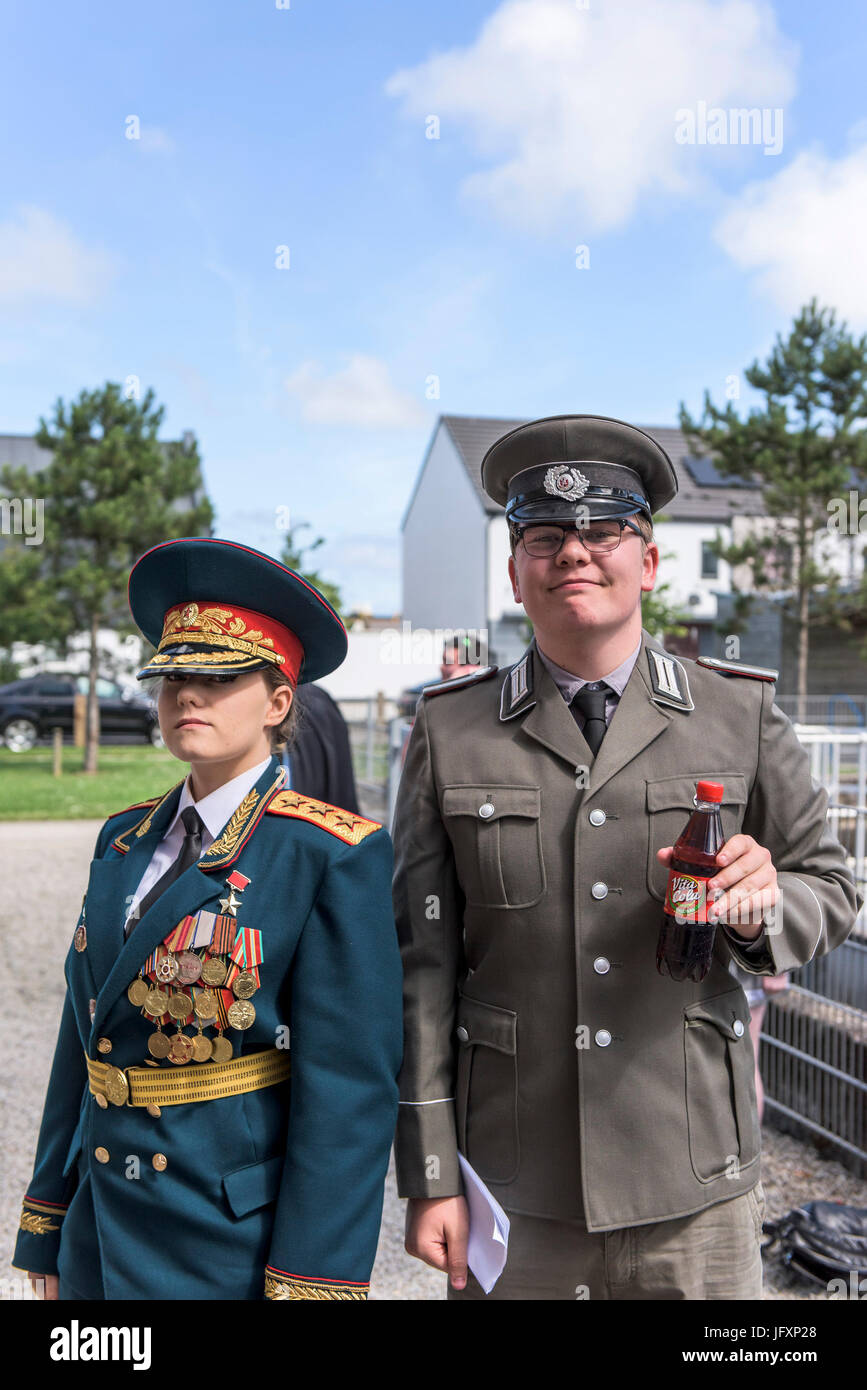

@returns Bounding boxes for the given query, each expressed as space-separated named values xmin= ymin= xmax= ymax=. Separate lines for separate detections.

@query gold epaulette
xmin=264 ymin=1267 xmax=369 ymax=1300
xmin=107 ymin=794 xmax=162 ymax=821
xmin=266 ymin=790 xmax=380 ymax=846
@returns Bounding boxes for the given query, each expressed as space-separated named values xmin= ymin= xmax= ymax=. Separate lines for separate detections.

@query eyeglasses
xmin=517 ymin=518 xmax=642 ymax=558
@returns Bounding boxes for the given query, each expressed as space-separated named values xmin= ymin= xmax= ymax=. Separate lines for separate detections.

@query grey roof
xmin=0 ymin=432 xmax=208 ymax=511
xmin=0 ymin=433 xmax=55 ymax=473
xmin=438 ymin=415 xmax=766 ymax=523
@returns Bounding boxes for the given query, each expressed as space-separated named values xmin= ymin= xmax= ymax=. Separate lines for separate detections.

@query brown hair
xmin=260 ymin=664 xmax=302 ymax=752
xmin=508 ymin=514 xmax=654 ymax=553
xmin=141 ymin=667 xmax=302 ymax=753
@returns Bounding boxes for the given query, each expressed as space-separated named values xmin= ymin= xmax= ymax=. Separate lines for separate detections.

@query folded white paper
xmin=457 ymin=1151 xmax=510 ymax=1294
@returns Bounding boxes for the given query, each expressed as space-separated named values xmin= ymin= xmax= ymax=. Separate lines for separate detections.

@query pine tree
xmin=679 ymin=300 xmax=867 ymax=718
xmin=0 ymin=382 xmax=214 ymax=770
xmin=280 ymin=523 xmax=343 ymax=615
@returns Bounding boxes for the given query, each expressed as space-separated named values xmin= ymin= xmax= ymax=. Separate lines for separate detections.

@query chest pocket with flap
xmin=646 ymin=774 xmax=748 ymax=902
xmin=441 ymin=785 xmax=545 ymax=909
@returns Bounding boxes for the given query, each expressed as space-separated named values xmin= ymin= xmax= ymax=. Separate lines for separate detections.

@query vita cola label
xmin=663 ymin=871 xmax=712 ymax=923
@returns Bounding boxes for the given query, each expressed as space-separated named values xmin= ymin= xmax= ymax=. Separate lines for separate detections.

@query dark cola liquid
xmin=656 ymin=797 xmax=724 ymax=983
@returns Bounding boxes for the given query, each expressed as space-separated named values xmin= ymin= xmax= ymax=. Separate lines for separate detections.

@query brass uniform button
xmin=97 ymin=1037 xmax=112 ymax=1054
xmin=94 ymin=1147 xmax=110 ymax=1163
xmin=152 ymin=1153 xmax=168 ymax=1171
xmin=94 ymin=1093 xmax=108 ymax=1109
xmin=146 ymin=1103 xmax=161 ymax=1118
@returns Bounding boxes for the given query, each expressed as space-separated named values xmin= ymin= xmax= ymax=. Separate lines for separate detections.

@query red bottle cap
xmin=696 ymin=780 xmax=723 ymax=802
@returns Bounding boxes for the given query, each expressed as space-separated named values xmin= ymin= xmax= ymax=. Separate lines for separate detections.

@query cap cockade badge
xmin=543 ymin=465 xmax=589 ymax=501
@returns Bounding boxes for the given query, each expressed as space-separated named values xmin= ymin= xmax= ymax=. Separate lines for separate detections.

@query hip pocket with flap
xmin=222 ymin=1154 xmax=284 ymax=1218
xmin=455 ymin=993 xmax=519 ymax=1185
xmin=683 ymin=987 xmax=759 ymax=1183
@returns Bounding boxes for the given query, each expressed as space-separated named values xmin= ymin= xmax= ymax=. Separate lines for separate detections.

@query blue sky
xmin=2 ymin=0 xmax=866 ymax=611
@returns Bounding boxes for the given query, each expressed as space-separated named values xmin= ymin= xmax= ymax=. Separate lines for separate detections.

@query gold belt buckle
xmin=103 ymin=1063 xmax=131 ymax=1106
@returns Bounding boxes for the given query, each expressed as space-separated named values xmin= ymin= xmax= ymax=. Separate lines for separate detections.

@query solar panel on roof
xmin=682 ymin=455 xmax=760 ymax=488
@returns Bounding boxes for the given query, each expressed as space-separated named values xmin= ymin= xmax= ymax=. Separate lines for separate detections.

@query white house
xmin=401 ymin=415 xmax=863 ymax=668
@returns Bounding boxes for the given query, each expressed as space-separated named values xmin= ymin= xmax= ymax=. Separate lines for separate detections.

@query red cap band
xmin=158 ymin=600 xmax=304 ymax=686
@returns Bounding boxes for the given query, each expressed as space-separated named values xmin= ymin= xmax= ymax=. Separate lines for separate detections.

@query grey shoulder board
xmin=695 ymin=656 xmax=778 ymax=683
xmin=422 ymin=666 xmax=499 ymax=698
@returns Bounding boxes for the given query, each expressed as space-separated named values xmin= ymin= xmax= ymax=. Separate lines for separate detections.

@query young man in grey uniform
xmin=392 ymin=414 xmax=859 ymax=1300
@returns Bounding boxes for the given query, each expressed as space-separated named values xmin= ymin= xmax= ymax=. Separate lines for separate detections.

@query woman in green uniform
xmin=14 ymin=536 xmax=403 ymax=1300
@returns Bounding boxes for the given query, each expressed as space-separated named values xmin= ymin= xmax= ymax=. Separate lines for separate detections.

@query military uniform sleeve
xmin=392 ymin=698 xmax=467 ymax=1200
xmin=11 ymin=822 xmax=112 ymax=1277
xmin=729 ymin=684 xmax=861 ymax=975
xmin=263 ymin=826 xmax=402 ymax=1300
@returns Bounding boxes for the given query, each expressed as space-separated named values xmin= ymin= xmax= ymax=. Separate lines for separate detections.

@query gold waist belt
xmin=86 ymin=1047 xmax=291 ymax=1107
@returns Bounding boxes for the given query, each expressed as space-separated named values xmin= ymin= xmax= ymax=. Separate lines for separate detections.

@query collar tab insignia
xmin=499 ymin=650 xmax=536 ymax=721
xmin=646 ymin=648 xmax=694 ymax=711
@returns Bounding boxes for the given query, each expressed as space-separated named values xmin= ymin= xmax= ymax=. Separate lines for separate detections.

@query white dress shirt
xmin=126 ymin=754 xmax=277 ymax=924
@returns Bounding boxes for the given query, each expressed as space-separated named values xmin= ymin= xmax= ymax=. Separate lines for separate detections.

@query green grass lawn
xmin=0 ymin=745 xmax=183 ymax=820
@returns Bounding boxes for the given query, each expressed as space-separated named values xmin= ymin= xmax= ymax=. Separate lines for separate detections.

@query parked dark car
xmin=0 ymin=674 xmax=162 ymax=751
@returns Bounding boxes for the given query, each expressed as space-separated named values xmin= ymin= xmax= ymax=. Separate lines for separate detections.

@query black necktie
xmin=124 ymin=806 xmax=205 ymax=939
xmin=570 ymin=684 xmax=611 ymax=756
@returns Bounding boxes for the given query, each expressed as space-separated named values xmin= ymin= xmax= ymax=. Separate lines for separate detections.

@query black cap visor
xmin=506 ymin=487 xmax=650 ymax=525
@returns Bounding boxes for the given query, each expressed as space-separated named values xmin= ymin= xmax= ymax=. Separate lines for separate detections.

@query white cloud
xmin=285 ymin=354 xmax=427 ymax=428
xmin=385 ymin=0 xmax=797 ymax=234
xmin=138 ymin=126 xmax=175 ymax=153
xmin=0 ymin=205 xmax=117 ymax=305
xmin=713 ymin=141 xmax=867 ymax=323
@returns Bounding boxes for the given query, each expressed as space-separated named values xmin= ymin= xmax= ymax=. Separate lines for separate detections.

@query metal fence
xmin=337 ymin=696 xmax=396 ymax=823
xmin=760 ymin=726 xmax=867 ymax=1174
xmin=760 ymin=971 xmax=867 ymax=1176
xmin=777 ymin=695 xmax=867 ymax=727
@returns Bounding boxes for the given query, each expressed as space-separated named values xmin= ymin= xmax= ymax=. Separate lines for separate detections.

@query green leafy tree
xmin=679 ymin=300 xmax=867 ymax=717
xmin=279 ymin=523 xmax=342 ymax=615
xmin=0 ymin=382 xmax=214 ymax=770
xmin=641 ymin=516 xmax=689 ymax=642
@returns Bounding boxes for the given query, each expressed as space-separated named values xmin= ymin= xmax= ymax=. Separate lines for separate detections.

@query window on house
xmin=700 ymin=542 xmax=719 ymax=579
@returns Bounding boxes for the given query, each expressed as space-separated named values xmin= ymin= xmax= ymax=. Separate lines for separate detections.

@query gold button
xmin=96 ymin=1037 xmax=112 ymax=1054
xmin=94 ymin=1147 xmax=110 ymax=1163
xmin=152 ymin=1153 xmax=167 ymax=1171
xmin=94 ymin=1093 xmax=108 ymax=1109
xmin=146 ymin=1103 xmax=161 ymax=1118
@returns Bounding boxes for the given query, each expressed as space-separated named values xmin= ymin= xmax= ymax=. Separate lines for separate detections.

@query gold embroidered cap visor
xmin=480 ymin=414 xmax=678 ymax=525
xmin=129 ymin=537 xmax=348 ymax=685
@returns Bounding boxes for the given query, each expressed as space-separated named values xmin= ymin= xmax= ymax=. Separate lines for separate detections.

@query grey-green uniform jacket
xmin=392 ymin=630 xmax=860 ymax=1231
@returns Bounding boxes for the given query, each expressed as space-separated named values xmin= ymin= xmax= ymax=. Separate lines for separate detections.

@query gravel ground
xmin=2 ymin=817 xmax=864 ymax=1302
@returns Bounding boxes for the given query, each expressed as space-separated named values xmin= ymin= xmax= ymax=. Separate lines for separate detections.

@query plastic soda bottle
xmin=656 ymin=780 xmax=724 ymax=982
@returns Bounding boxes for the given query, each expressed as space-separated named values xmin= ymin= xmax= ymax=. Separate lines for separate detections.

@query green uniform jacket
xmin=392 ymin=632 xmax=860 ymax=1230
xmin=13 ymin=753 xmax=403 ymax=1299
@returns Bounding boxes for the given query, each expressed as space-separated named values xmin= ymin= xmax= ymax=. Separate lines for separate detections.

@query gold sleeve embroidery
xmin=264 ymin=1273 xmax=368 ymax=1300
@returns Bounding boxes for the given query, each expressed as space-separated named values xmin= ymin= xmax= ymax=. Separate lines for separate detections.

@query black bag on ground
xmin=762 ymin=1201 xmax=867 ymax=1286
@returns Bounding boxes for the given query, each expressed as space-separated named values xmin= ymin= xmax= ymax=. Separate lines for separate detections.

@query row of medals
xmin=126 ymin=948 xmax=257 ymax=1066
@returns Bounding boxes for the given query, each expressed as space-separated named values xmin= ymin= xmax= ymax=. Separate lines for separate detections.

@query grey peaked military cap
xmin=481 ymin=414 xmax=679 ymax=523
